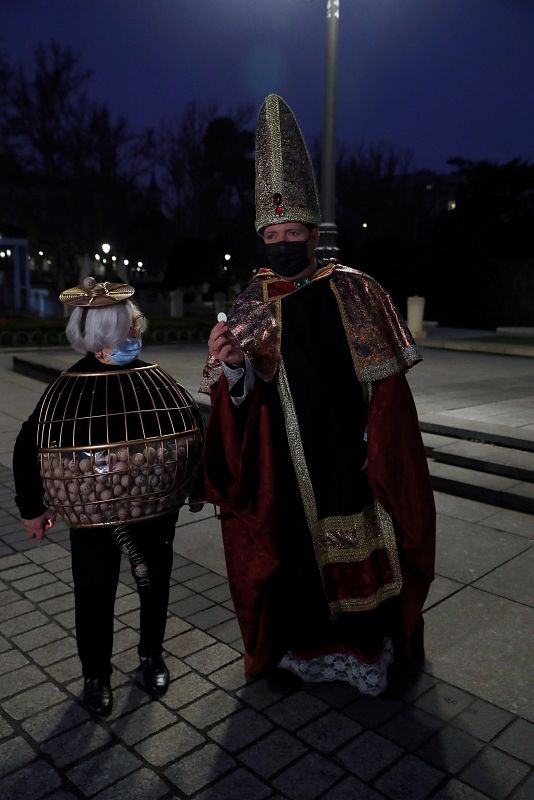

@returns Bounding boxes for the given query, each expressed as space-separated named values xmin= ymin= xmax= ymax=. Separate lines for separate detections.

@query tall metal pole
xmin=318 ymin=0 xmax=340 ymax=259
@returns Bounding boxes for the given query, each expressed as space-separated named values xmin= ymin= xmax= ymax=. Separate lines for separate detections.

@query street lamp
xmin=101 ymin=243 xmax=111 ymax=255
xmin=318 ymin=0 xmax=340 ymax=259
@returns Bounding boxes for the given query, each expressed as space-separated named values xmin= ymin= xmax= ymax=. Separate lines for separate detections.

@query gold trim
xmin=256 ymin=208 xmax=321 ymax=232
xmin=316 ymin=504 xmax=397 ymax=564
xmin=330 ymin=281 xmax=362 ymax=380
xmin=267 ymin=94 xmax=284 ymax=200
xmin=277 ymin=358 xmax=318 ymax=531
xmin=329 ymin=581 xmax=402 ymax=613
xmin=262 ymin=278 xmax=272 ymax=304
xmin=64 ymin=503 xmax=184 ymax=529
xmin=37 ymin=429 xmax=199 ymax=454
xmin=261 ymin=264 xmax=336 ymax=304
xmin=276 ymin=360 xmax=402 ymax=612
xmin=274 ymin=299 xmax=282 ymax=365
xmin=64 ymin=363 xmax=159 ymax=377
xmin=37 ymin=410 xmax=195 ymax=424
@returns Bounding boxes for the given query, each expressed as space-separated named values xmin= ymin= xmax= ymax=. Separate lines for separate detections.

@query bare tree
xmin=1 ymin=42 xmax=162 ymax=290
xmin=156 ymin=101 xmax=219 ymax=229
xmin=4 ymin=41 xmax=91 ymax=177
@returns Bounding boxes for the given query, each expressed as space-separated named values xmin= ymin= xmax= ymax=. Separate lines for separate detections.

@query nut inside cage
xmin=36 ymin=364 xmax=204 ymax=528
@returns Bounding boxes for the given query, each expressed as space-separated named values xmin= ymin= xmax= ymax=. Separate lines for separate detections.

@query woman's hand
xmin=22 ymin=512 xmax=55 ymax=540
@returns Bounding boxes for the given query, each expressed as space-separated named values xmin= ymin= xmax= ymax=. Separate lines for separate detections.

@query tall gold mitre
xmin=255 ymin=94 xmax=321 ymax=233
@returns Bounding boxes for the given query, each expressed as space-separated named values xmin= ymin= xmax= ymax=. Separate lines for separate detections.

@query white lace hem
xmin=278 ymin=638 xmax=394 ymax=696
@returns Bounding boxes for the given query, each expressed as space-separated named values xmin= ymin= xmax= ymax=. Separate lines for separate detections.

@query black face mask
xmin=264 ymin=239 xmax=310 ymax=278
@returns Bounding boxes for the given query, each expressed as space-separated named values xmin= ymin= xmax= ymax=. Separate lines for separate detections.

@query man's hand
xmin=208 ymin=321 xmax=244 ymax=367
xmin=22 ymin=512 xmax=55 ymax=540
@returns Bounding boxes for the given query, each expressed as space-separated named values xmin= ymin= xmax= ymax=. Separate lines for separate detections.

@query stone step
xmin=423 ymin=421 xmax=534 ymax=512
xmin=419 ymin=412 xmax=534 ymax=453
xmin=13 ymin=355 xmax=62 ymax=384
xmin=429 ymin=460 xmax=534 ymax=515
xmin=423 ymin=433 xmax=534 ymax=484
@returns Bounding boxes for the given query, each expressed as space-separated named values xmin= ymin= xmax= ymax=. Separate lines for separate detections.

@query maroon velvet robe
xmin=203 ymin=264 xmax=436 ymax=678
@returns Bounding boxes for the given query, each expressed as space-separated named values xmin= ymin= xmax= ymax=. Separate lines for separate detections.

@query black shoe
xmin=83 ymin=678 xmax=113 ymax=717
xmin=140 ymin=655 xmax=170 ymax=696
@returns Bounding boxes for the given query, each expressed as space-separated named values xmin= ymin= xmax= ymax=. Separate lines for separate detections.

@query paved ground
xmin=0 ymin=342 xmax=533 ymax=799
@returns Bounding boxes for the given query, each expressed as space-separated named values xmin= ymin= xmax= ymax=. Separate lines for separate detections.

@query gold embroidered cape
xmin=200 ymin=260 xmax=420 ymax=393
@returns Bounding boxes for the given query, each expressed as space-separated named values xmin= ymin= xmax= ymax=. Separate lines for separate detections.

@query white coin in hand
xmin=217 ymin=312 xmax=227 ymax=323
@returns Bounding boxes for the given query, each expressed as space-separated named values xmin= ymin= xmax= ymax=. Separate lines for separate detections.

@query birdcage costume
xmin=29 ymin=276 xmax=204 ymax=529
xmin=36 ymin=362 xmax=203 ymax=528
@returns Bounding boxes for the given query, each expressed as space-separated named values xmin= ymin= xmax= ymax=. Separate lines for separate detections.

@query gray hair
xmin=66 ymin=300 xmax=147 ymax=353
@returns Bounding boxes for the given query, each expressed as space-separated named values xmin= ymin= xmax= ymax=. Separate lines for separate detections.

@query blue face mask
xmin=107 ymin=337 xmax=142 ymax=365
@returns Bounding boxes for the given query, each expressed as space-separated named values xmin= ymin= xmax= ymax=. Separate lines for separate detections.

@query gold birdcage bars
xmin=36 ymin=364 xmax=203 ymax=528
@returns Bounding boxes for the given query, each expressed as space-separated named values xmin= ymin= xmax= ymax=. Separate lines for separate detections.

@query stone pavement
xmin=0 ymin=344 xmax=533 ymax=799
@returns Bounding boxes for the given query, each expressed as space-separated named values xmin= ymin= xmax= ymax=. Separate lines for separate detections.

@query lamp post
xmin=318 ymin=0 xmax=340 ymax=259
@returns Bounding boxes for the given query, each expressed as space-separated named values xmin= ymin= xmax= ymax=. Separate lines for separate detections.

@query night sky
xmin=2 ymin=0 xmax=534 ymax=172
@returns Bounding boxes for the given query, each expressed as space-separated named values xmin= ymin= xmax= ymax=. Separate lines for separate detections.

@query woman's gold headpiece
xmin=59 ymin=276 xmax=135 ymax=307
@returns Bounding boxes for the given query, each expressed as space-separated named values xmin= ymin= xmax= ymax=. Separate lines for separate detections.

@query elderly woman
xmin=13 ymin=277 xmax=203 ymax=717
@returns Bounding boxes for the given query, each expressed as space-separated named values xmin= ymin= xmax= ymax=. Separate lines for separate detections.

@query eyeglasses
xmin=130 ymin=313 xmax=145 ymax=333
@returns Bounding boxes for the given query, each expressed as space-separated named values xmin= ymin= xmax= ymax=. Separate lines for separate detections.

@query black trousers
xmin=70 ymin=512 xmax=177 ymax=679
